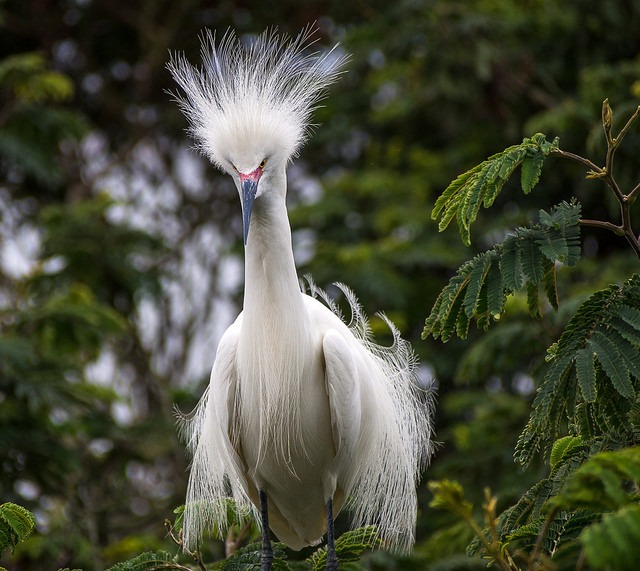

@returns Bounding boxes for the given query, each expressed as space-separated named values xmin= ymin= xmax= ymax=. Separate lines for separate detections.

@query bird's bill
xmin=241 ymin=177 xmax=258 ymax=245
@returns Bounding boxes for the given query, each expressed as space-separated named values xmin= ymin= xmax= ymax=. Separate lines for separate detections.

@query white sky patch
xmin=0 ymin=225 xmax=40 ymax=278
xmin=0 ymin=189 xmax=41 ymax=279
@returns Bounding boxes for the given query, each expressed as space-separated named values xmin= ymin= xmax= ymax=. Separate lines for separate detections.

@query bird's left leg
xmin=259 ymin=490 xmax=273 ymax=570
xmin=326 ymin=498 xmax=338 ymax=571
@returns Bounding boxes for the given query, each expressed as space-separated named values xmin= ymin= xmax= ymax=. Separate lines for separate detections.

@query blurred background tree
xmin=1 ymin=0 xmax=639 ymax=569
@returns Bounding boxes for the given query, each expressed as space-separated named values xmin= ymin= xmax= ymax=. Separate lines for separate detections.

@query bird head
xmin=168 ymin=27 xmax=346 ymax=244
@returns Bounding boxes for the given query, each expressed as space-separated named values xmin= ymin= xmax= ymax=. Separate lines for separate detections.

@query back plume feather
xmin=167 ymin=26 xmax=347 ymax=169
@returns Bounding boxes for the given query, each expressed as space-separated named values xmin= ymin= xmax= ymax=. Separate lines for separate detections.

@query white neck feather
xmin=243 ymin=191 xmax=303 ymax=316
xmin=237 ymin=172 xmax=310 ymax=467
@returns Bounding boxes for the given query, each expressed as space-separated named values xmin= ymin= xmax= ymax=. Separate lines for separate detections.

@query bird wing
xmin=182 ymin=316 xmax=255 ymax=549
xmin=308 ymin=289 xmax=429 ymax=553
xmin=322 ymin=327 xmax=363 ymax=495
xmin=209 ymin=318 xmax=246 ymax=476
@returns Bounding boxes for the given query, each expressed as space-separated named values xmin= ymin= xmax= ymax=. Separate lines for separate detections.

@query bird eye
xmin=232 ymin=164 xmax=238 ymax=172
xmin=259 ymin=158 xmax=267 ymax=169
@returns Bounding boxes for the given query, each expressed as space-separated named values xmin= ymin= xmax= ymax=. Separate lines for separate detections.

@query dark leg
xmin=259 ymin=490 xmax=273 ymax=571
xmin=326 ymin=498 xmax=338 ymax=570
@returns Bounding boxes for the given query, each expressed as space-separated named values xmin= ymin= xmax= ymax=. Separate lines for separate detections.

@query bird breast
xmin=234 ymin=306 xmax=335 ymax=488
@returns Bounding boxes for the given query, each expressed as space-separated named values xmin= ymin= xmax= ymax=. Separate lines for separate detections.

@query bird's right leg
xmin=259 ymin=490 xmax=274 ymax=570
xmin=326 ymin=498 xmax=338 ymax=571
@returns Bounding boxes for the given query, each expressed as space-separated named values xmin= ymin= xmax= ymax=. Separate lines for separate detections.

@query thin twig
xmin=578 ymin=219 xmax=624 ymax=235
xmin=548 ymin=149 xmax=602 ymax=174
xmin=225 ymin=519 xmax=253 ymax=557
xmin=603 ymin=138 xmax=626 ymax=203
xmin=528 ymin=507 xmax=558 ymax=569
xmin=164 ymin=520 xmax=207 ymax=571
xmin=612 ymin=104 xmax=640 ymax=149
xmin=559 ymin=102 xmax=640 ymax=260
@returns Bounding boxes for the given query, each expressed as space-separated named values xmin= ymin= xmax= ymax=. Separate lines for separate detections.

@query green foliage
xmin=172 ymin=500 xmax=261 ymax=550
xmin=0 ymin=52 xmax=74 ymax=103
xmin=426 ymin=94 xmax=640 ymax=571
xmin=428 ymin=481 xmax=473 ymax=520
xmin=537 ymin=447 xmax=640 ymax=569
xmin=220 ymin=542 xmax=290 ymax=570
xmin=105 ymin=551 xmax=184 ymax=571
xmin=438 ymin=448 xmax=640 ymax=569
xmin=0 ymin=52 xmax=87 ymax=187
xmin=550 ymin=447 xmax=640 ymax=513
xmin=5 ymin=2 xmax=640 ymax=570
xmin=306 ymin=526 xmax=380 ymax=570
xmin=20 ymin=283 xmax=127 ymax=361
xmin=0 ymin=503 xmax=36 ymax=556
xmin=35 ymin=195 xmax=165 ymax=303
xmin=164 ymin=505 xmax=379 ymax=571
xmin=423 ymin=200 xmax=581 ymax=341
xmin=516 ymin=274 xmax=640 ymax=468
xmin=431 ymin=134 xmax=559 ymax=246
xmin=580 ymin=504 xmax=640 ymax=570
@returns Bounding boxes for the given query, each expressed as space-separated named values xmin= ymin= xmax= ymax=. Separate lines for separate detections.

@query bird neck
xmin=242 ymin=185 xmax=304 ymax=318
xmin=237 ymin=184 xmax=312 ymax=470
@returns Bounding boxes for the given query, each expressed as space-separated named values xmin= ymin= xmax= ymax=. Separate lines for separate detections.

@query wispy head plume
xmin=168 ymin=26 xmax=347 ymax=170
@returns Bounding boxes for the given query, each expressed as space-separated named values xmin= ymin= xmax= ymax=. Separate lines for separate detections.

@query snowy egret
xmin=168 ymin=27 xmax=434 ymax=570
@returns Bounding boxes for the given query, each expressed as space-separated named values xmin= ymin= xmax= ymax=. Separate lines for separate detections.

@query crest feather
xmin=168 ymin=26 xmax=347 ymax=169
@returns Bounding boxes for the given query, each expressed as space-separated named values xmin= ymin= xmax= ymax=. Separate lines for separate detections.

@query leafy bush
xmin=425 ymin=100 xmax=640 ymax=569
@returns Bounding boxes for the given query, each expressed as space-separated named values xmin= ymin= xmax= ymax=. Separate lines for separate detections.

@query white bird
xmin=168 ymin=27 xmax=435 ymax=570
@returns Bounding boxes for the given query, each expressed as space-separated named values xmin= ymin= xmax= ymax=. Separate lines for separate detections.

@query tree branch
xmin=549 ymin=149 xmax=602 ymax=174
xmin=578 ymin=219 xmax=624 ymax=235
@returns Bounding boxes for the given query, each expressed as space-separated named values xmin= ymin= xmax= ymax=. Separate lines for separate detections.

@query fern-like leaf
xmin=550 ymin=447 xmax=640 ymax=513
xmin=0 ymin=503 xmax=36 ymax=556
xmin=463 ymin=252 xmax=492 ymax=318
xmin=500 ymin=235 xmax=524 ymax=291
xmin=220 ymin=542 xmax=290 ymax=570
xmin=517 ymin=275 xmax=640 ymax=466
xmin=575 ymin=348 xmax=597 ymax=403
xmin=521 ymin=232 xmax=545 ymax=285
xmin=431 ymin=133 xmax=559 ymax=245
xmin=550 ymin=436 xmax=585 ymax=471
xmin=105 ymin=551 xmax=182 ymax=571
xmin=307 ymin=526 xmax=380 ymax=569
xmin=521 ymin=150 xmax=545 ymax=193
xmin=581 ymin=504 xmax=640 ymax=571
xmin=423 ymin=200 xmax=582 ymax=341
xmin=588 ymin=332 xmax=634 ymax=399
xmin=542 ymin=258 xmax=559 ymax=310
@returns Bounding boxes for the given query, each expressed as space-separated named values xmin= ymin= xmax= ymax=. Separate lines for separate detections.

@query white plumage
xmin=168 ymin=26 xmax=435 ymax=564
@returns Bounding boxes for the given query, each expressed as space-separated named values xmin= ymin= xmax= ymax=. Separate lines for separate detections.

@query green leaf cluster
xmin=219 ymin=541 xmax=289 ymax=570
xmin=0 ymin=52 xmax=74 ymax=103
xmin=306 ymin=526 xmax=381 ymax=570
xmin=432 ymin=134 xmax=559 ymax=246
xmin=516 ymin=274 xmax=640 ymax=468
xmin=423 ymin=199 xmax=581 ymax=341
xmin=204 ymin=526 xmax=379 ymax=571
xmin=425 ymin=92 xmax=640 ymax=570
xmin=0 ymin=503 xmax=36 ymax=557
xmin=105 ymin=550 xmax=182 ymax=571
xmin=0 ymin=53 xmax=87 ymax=188
xmin=498 ymin=447 xmax=640 ymax=569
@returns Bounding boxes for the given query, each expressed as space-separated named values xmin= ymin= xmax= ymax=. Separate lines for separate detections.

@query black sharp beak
xmin=241 ymin=178 xmax=258 ymax=245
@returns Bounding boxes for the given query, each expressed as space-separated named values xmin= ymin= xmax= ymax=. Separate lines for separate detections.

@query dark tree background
xmin=1 ymin=0 xmax=639 ymax=568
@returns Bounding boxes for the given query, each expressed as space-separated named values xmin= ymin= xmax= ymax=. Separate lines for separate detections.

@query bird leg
xmin=259 ymin=490 xmax=274 ymax=570
xmin=326 ymin=498 xmax=338 ymax=571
